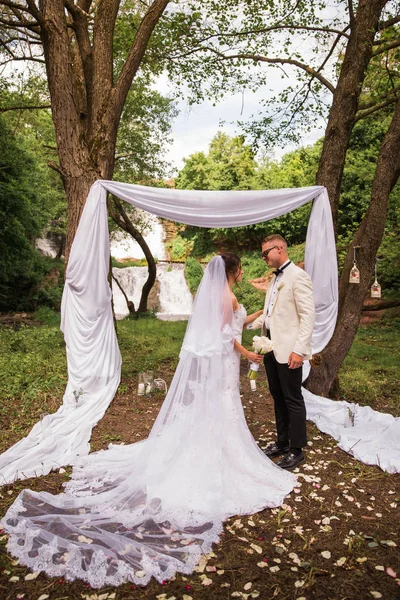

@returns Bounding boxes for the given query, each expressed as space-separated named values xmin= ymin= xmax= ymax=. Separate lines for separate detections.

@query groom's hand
xmin=288 ymin=352 xmax=303 ymax=369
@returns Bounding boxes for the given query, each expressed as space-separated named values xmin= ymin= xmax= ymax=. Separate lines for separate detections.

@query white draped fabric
xmin=304 ymin=390 xmax=400 ymax=474
xmin=2 ymin=179 xmax=398 ymax=484
xmin=0 ymin=181 xmax=339 ymax=485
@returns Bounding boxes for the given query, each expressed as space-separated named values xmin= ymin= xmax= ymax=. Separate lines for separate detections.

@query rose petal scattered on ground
xmin=386 ymin=567 xmax=397 ymax=578
xmin=24 ymin=571 xmax=40 ymax=581
xmin=244 ymin=582 xmax=252 ymax=590
xmin=321 ymin=551 xmax=331 ymax=559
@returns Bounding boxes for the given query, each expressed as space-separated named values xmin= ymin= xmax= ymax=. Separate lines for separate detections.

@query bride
xmin=1 ymin=254 xmax=296 ymax=588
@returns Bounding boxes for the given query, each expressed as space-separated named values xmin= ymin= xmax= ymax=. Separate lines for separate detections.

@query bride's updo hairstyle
xmin=221 ymin=253 xmax=241 ymax=282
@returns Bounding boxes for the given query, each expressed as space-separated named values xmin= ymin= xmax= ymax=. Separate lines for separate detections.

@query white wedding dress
xmin=1 ymin=258 xmax=295 ymax=588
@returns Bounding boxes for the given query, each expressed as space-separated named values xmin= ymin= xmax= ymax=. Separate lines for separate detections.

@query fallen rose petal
xmin=375 ymin=566 xmax=385 ymax=571
xmin=24 ymin=572 xmax=40 ymax=581
xmin=200 ymin=574 xmax=213 ymax=586
xmin=244 ymin=582 xmax=252 ymax=590
xmin=321 ymin=551 xmax=331 ymax=559
xmin=386 ymin=567 xmax=397 ymax=578
xmin=370 ymin=592 xmax=382 ymax=599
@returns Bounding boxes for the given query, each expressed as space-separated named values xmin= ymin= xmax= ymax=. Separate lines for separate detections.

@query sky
xmin=163 ymin=86 xmax=327 ymax=176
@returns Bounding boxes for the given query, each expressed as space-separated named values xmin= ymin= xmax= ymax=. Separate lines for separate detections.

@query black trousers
xmin=264 ymin=351 xmax=307 ymax=449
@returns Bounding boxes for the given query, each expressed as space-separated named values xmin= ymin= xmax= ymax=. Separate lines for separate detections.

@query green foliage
xmin=176 ymin=131 xmax=256 ymax=191
xmin=235 ymin=280 xmax=265 ymax=315
xmin=375 ymin=232 xmax=400 ymax=294
xmin=240 ymin=252 xmax=266 ymax=279
xmin=166 ymin=236 xmax=193 ymax=261
xmin=0 ymin=116 xmax=63 ymax=310
xmin=184 ymin=256 xmax=204 ymax=295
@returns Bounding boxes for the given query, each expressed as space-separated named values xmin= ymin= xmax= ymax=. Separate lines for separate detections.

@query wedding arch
xmin=0 ymin=181 xmax=398 ymax=483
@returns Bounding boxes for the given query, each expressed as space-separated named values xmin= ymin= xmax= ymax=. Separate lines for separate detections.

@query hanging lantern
xmin=349 ymin=246 xmax=360 ymax=284
xmin=371 ymin=258 xmax=381 ymax=298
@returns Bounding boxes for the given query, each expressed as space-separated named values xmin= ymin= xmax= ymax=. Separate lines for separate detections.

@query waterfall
xmin=110 ymin=211 xmax=166 ymax=261
xmin=112 ymin=263 xmax=193 ymax=321
xmin=37 ymin=208 xmax=193 ymax=320
xmin=156 ymin=263 xmax=193 ymax=321
xmin=112 ymin=267 xmax=149 ymax=319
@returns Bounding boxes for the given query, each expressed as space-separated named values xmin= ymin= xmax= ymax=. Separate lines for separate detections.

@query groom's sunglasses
xmin=261 ymin=246 xmax=277 ymax=259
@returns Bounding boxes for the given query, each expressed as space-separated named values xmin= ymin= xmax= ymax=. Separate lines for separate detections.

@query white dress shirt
xmin=265 ymin=260 xmax=291 ymax=331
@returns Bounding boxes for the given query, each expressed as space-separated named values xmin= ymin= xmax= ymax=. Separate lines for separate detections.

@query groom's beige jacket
xmin=248 ymin=262 xmax=315 ymax=364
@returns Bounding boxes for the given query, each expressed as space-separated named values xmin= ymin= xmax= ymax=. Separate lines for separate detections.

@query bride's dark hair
xmin=220 ymin=253 xmax=241 ymax=282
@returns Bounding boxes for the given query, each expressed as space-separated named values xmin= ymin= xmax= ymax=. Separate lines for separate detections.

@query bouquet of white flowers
xmin=247 ymin=335 xmax=274 ymax=380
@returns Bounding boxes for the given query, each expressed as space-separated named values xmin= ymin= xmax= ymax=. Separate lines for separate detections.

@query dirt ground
xmin=0 ymin=366 xmax=399 ymax=600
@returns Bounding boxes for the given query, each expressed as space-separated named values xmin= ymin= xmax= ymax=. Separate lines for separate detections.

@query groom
xmin=249 ymin=234 xmax=315 ymax=469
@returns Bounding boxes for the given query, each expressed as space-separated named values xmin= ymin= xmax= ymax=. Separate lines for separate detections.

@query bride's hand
xmin=246 ymin=351 xmax=263 ymax=363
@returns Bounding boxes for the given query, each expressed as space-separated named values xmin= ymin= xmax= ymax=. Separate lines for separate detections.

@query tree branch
xmin=190 ymin=24 xmax=351 ymax=47
xmin=379 ymin=15 xmax=400 ymax=30
xmin=114 ymin=0 xmax=170 ymax=120
xmin=186 ymin=47 xmax=336 ymax=94
xmin=372 ymin=38 xmax=400 ymax=56
xmin=362 ymin=299 xmax=400 ymax=311
xmin=356 ymin=95 xmax=399 ymax=121
xmin=0 ymin=104 xmax=51 ymax=112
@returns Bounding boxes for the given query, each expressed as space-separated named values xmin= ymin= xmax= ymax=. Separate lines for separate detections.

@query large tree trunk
xmin=36 ymin=0 xmax=170 ymax=263
xmin=315 ymin=0 xmax=387 ymax=229
xmin=306 ymin=99 xmax=400 ymax=396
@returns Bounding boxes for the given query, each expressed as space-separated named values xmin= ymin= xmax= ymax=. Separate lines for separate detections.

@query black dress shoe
xmin=276 ymin=451 xmax=305 ymax=470
xmin=264 ymin=442 xmax=290 ymax=458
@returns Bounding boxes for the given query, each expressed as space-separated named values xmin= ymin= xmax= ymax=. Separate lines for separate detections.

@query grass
xmin=0 ymin=309 xmax=398 ymax=455
xmin=339 ymin=314 xmax=400 ymax=414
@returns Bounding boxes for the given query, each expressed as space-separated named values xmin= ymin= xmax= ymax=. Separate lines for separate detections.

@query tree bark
xmin=306 ymin=98 xmax=400 ymax=395
xmin=315 ymin=0 xmax=387 ymax=229
xmin=31 ymin=0 xmax=171 ymax=264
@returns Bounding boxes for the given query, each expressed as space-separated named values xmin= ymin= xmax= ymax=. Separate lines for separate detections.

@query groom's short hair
xmin=262 ymin=234 xmax=287 ymax=248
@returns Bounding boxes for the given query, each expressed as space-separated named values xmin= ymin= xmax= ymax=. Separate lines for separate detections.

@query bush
xmin=235 ymin=280 xmax=265 ymax=314
xmin=185 ymin=257 xmax=204 ymax=295
xmin=166 ymin=236 xmax=193 ymax=261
